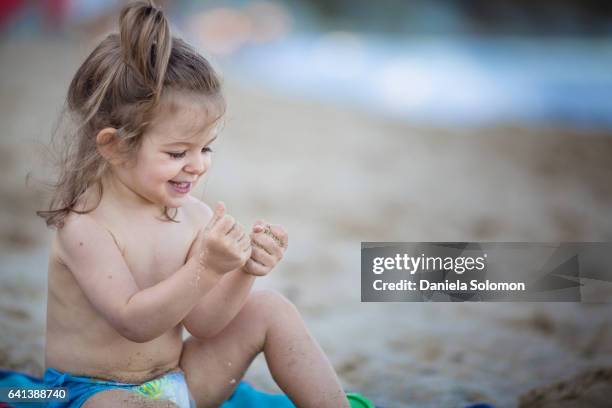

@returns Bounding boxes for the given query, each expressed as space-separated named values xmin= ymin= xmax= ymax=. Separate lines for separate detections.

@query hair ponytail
xmin=119 ymin=0 xmax=171 ymax=103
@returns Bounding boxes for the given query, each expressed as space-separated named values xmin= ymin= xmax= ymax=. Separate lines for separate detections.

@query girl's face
xmin=112 ymin=93 xmax=220 ymax=209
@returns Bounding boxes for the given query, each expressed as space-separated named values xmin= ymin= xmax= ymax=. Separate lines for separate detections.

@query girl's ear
xmin=96 ymin=128 xmax=120 ymax=163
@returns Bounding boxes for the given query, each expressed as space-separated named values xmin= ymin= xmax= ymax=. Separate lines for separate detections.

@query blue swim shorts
xmin=43 ymin=367 xmax=196 ymax=408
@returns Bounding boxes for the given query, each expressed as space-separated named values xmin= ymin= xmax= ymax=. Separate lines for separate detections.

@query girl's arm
xmin=183 ymin=223 xmax=288 ymax=339
xmin=58 ymin=214 xmax=219 ymax=343
xmin=119 ymin=256 xmax=221 ymax=342
xmin=182 ymin=267 xmax=255 ymax=338
xmin=58 ymin=204 xmax=247 ymax=343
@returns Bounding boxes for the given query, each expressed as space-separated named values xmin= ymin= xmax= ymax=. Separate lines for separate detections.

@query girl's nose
xmin=184 ymin=153 xmax=208 ymax=175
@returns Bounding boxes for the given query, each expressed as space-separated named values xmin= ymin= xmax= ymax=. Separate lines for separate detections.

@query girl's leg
xmin=179 ymin=289 xmax=349 ymax=408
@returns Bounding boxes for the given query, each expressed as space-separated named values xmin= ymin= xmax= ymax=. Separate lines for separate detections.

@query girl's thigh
xmin=180 ymin=290 xmax=277 ymax=407
xmin=82 ymin=388 xmax=179 ymax=407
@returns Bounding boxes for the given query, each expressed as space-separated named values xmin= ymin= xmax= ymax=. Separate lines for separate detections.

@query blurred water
xmin=4 ymin=1 xmax=610 ymax=130
xmin=227 ymin=35 xmax=612 ymax=130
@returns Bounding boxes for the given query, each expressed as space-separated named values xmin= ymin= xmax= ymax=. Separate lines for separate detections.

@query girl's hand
xmin=243 ymin=220 xmax=288 ymax=276
xmin=189 ymin=202 xmax=251 ymax=276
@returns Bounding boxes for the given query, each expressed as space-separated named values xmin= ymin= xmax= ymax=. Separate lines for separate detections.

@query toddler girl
xmin=38 ymin=1 xmax=350 ymax=407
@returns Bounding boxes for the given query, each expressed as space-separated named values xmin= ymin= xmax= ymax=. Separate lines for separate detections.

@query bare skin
xmin=45 ymin=193 xmax=212 ymax=384
xmin=180 ymin=289 xmax=350 ymax=408
xmin=45 ymin=93 xmax=349 ymax=407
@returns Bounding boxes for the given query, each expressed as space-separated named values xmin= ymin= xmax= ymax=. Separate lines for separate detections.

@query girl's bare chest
xmin=111 ymin=223 xmax=195 ymax=288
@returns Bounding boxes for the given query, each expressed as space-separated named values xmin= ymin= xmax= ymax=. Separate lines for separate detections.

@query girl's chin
xmin=163 ymin=196 xmax=189 ymax=209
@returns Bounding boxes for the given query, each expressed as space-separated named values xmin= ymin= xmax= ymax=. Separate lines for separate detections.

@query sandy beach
xmin=1 ymin=38 xmax=612 ymax=407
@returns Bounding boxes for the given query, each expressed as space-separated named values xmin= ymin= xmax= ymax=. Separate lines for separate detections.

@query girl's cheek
xmin=150 ymin=162 xmax=181 ymax=179
xmin=164 ymin=160 xmax=183 ymax=170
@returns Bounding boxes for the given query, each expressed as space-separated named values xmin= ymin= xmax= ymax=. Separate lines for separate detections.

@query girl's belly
xmin=45 ymin=324 xmax=184 ymax=384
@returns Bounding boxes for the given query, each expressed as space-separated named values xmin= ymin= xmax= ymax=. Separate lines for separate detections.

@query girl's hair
xmin=37 ymin=0 xmax=224 ymax=228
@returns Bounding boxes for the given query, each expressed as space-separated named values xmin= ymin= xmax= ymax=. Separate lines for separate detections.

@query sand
xmin=1 ymin=38 xmax=612 ymax=408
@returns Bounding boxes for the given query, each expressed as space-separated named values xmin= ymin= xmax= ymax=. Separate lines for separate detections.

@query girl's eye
xmin=168 ymin=151 xmax=186 ymax=159
xmin=167 ymin=147 xmax=212 ymax=159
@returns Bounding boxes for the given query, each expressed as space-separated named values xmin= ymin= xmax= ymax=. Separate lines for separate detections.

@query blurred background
xmin=1 ymin=1 xmax=612 ymax=407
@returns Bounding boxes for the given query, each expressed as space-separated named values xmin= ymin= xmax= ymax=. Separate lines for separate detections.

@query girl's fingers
xmin=266 ymin=224 xmax=288 ymax=248
xmin=251 ymin=246 xmax=275 ymax=267
xmin=252 ymin=219 xmax=266 ymax=233
xmin=216 ymin=215 xmax=236 ymax=235
xmin=228 ymin=223 xmax=243 ymax=240
xmin=244 ymin=259 xmax=268 ymax=276
xmin=251 ymin=233 xmax=283 ymax=259
xmin=204 ymin=201 xmax=225 ymax=231
xmin=240 ymin=238 xmax=251 ymax=253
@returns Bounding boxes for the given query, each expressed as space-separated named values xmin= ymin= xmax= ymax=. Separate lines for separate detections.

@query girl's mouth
xmin=168 ymin=181 xmax=191 ymax=194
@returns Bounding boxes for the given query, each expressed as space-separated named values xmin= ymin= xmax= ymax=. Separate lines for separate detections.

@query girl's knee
xmin=245 ymin=289 xmax=299 ymax=321
xmin=248 ymin=289 xmax=295 ymax=309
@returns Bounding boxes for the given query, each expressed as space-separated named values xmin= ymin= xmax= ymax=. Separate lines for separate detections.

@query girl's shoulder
xmin=52 ymin=211 xmax=123 ymax=269
xmin=180 ymin=195 xmax=213 ymax=226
